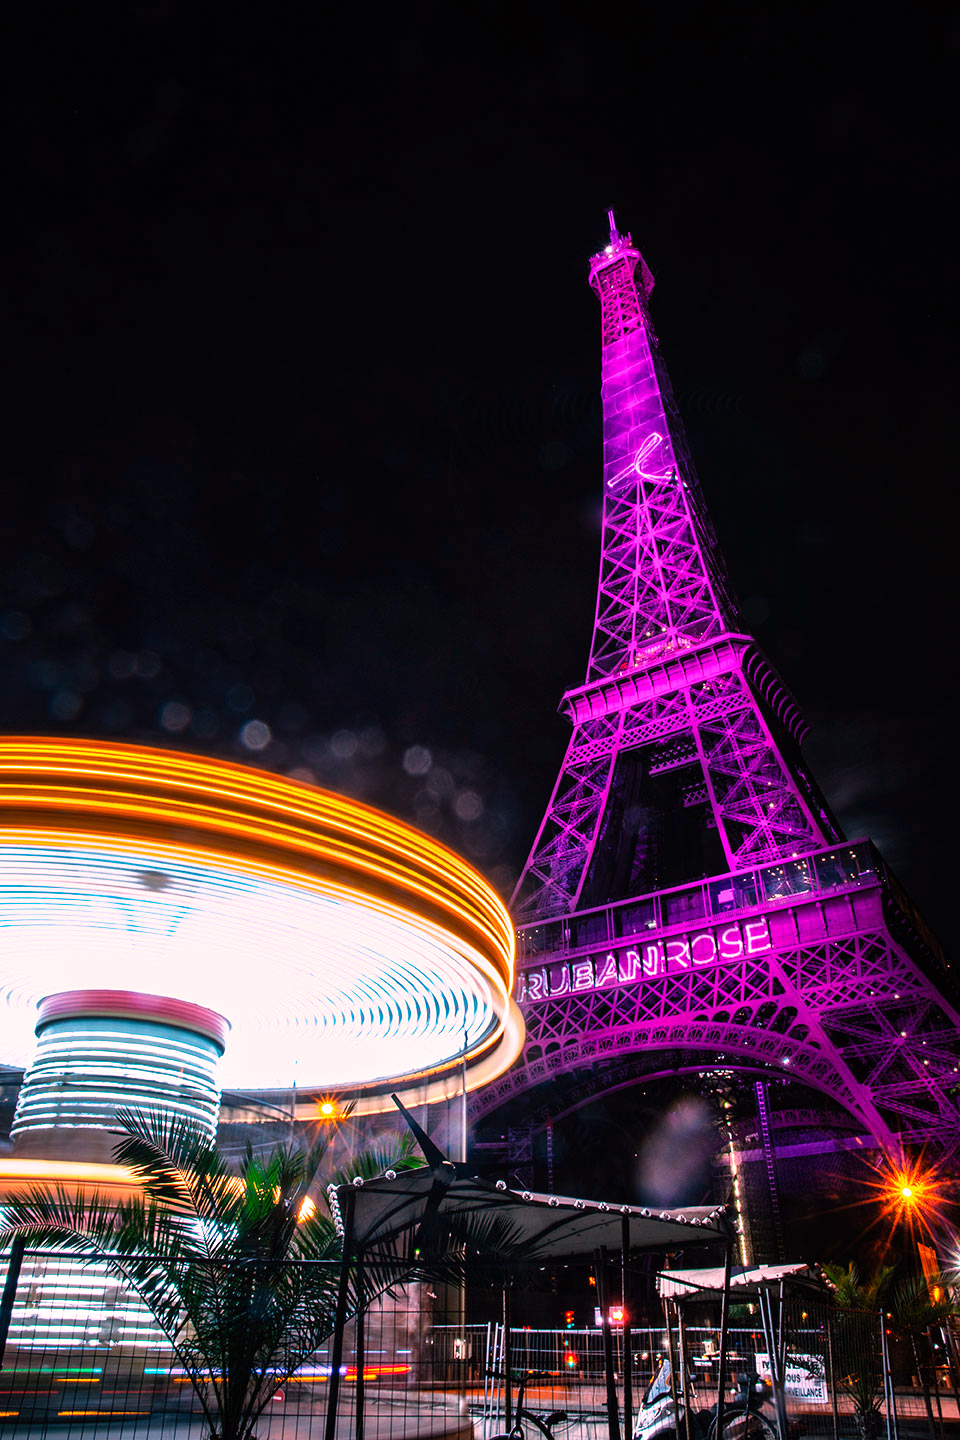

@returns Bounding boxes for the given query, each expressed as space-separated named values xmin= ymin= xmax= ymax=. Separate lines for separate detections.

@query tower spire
xmin=586 ymin=222 xmax=735 ymax=673
xmin=514 ymin=216 xmax=840 ymax=921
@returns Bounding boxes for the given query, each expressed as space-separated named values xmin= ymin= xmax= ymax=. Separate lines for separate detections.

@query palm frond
xmin=0 ymin=1182 xmax=125 ymax=1253
xmin=890 ymin=1274 xmax=956 ymax=1331
xmin=823 ymin=1261 xmax=896 ymax=1310
xmin=112 ymin=1108 xmax=242 ymax=1241
xmin=325 ymin=1132 xmax=422 ymax=1195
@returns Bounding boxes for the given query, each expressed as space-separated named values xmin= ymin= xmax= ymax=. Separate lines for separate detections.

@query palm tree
xmin=888 ymin=1274 xmax=956 ymax=1440
xmin=823 ymin=1262 xmax=896 ymax=1313
xmin=823 ymin=1261 xmax=959 ymax=1440
xmin=0 ymin=1109 xmax=422 ymax=1440
xmin=822 ymin=1262 xmax=896 ymax=1440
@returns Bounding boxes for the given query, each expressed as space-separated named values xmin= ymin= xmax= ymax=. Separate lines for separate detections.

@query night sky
xmin=2 ymin=6 xmax=956 ymax=958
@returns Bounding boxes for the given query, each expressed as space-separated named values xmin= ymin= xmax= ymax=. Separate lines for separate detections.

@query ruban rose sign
xmin=517 ymin=914 xmax=773 ymax=1003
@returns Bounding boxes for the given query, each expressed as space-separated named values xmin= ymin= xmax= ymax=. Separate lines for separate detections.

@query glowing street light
xmin=886 ymin=1167 xmax=931 ymax=1214
xmin=876 ymin=1160 xmax=947 ymax=1247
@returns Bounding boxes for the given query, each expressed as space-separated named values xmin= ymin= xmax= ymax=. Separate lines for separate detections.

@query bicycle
xmin=487 ymin=1367 xmax=570 ymax=1440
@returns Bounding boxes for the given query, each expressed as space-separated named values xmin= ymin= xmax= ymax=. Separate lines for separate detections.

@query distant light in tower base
xmin=11 ymin=990 xmax=228 ymax=1163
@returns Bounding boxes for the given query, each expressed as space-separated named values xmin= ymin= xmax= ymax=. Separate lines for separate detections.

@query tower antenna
xmin=607 ymin=207 xmax=619 ymax=243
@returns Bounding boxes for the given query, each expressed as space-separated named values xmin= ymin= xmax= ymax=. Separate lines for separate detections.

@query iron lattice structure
xmin=488 ymin=215 xmax=960 ymax=1171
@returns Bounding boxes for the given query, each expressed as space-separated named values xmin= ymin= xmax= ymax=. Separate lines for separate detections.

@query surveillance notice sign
xmin=755 ymin=1354 xmax=827 ymax=1404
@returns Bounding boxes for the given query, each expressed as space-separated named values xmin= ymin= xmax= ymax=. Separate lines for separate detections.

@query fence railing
xmin=1 ymin=1250 xmax=957 ymax=1439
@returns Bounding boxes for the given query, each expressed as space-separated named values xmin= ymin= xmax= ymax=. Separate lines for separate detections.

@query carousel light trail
xmin=0 ymin=738 xmax=522 ymax=1113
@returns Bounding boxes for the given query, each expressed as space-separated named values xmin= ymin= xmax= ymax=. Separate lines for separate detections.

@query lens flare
xmin=882 ymin=1164 xmax=941 ymax=1228
xmin=854 ymin=1157 xmax=950 ymax=1250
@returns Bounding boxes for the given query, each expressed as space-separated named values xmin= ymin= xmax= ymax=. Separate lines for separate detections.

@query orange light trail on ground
xmin=289 ymin=1365 xmax=411 ymax=1383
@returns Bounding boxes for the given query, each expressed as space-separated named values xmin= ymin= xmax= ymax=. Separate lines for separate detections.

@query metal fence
xmin=1 ymin=1249 xmax=958 ymax=1440
xmin=657 ymin=1296 xmax=960 ymax=1440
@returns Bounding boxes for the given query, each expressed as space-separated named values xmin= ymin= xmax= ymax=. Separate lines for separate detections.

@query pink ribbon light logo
xmin=607 ymin=431 xmax=674 ymax=489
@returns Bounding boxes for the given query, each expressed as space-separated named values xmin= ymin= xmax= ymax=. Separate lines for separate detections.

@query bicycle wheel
xmin=518 ymin=1410 xmax=561 ymax=1440
xmin=488 ymin=1421 xmax=553 ymax=1440
xmin=710 ymin=1410 xmax=777 ymax=1440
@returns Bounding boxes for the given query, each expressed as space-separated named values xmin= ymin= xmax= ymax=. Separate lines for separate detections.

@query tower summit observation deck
xmin=473 ymin=215 xmax=959 ymax=1222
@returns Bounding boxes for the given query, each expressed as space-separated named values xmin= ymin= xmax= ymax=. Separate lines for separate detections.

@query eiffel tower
xmin=473 ymin=213 xmax=959 ymax=1248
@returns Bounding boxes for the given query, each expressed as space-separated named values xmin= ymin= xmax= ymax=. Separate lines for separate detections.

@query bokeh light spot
xmin=2 ymin=611 xmax=31 ymax=642
xmin=403 ymin=745 xmax=432 ymax=776
xmin=226 ymin=683 xmax=255 ymax=713
xmin=160 ymin=701 xmax=191 ymax=733
xmin=426 ymin=766 xmax=454 ymax=798
xmin=455 ymin=789 xmax=483 ymax=821
xmin=240 ymin=719 xmax=272 ymax=751
xmin=50 ymin=690 xmax=82 ymax=721
xmin=331 ymin=729 xmax=359 ymax=759
xmin=108 ymin=650 xmax=137 ymax=680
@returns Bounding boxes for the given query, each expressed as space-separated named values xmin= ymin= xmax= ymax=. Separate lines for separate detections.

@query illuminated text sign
xmin=517 ymin=915 xmax=772 ymax=1004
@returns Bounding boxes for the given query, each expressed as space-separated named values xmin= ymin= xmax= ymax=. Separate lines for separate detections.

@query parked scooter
xmin=634 ymin=1358 xmax=779 ymax=1440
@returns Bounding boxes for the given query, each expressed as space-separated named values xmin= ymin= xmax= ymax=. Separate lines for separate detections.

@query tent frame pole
xmin=714 ymin=1240 xmax=734 ymax=1440
xmin=325 ymin=1186 xmax=356 ymax=1440
xmin=596 ymin=1246 xmax=622 ymax=1440
xmin=621 ymin=1215 xmax=633 ymax=1440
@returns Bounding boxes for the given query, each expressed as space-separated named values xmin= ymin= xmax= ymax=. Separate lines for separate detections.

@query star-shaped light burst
xmin=875 ymin=1157 xmax=948 ymax=1246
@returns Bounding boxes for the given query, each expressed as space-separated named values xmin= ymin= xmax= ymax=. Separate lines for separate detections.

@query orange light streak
xmin=0 ymin=738 xmax=525 ymax=1105
xmin=289 ymin=1364 xmax=411 ymax=1383
xmin=0 ymin=739 xmax=514 ymax=972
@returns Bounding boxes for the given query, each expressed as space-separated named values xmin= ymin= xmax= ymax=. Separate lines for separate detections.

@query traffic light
xmin=564 ymin=1309 xmax=575 ymax=1329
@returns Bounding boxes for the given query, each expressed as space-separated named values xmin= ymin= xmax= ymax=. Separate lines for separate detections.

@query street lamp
xmin=883 ymin=1164 xmax=937 ymax=1224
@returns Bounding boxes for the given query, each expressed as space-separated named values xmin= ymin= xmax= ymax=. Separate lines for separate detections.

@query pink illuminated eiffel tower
xmin=473 ymin=214 xmax=960 ymax=1234
xmin=516 ymin=212 xmax=841 ymax=915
